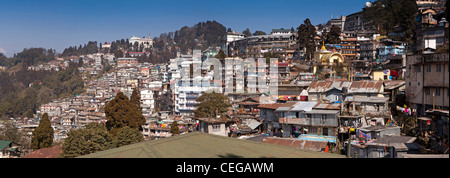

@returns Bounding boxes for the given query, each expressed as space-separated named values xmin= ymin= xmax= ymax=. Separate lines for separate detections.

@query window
xmin=437 ymin=64 xmax=441 ymax=72
xmin=416 ymin=66 xmax=421 ymax=72
xmin=323 ymin=128 xmax=329 ymax=136
xmin=436 ymin=88 xmax=440 ymax=96
xmin=308 ymin=127 xmax=318 ymax=134
xmin=426 ymin=65 xmax=432 ymax=72
xmin=321 ymin=115 xmax=327 ymax=124
xmin=425 ymin=88 xmax=430 ymax=95
xmin=212 ymin=124 xmax=221 ymax=132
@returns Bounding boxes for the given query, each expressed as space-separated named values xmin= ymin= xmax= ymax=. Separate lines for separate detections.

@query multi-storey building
xmin=341 ymin=37 xmax=358 ymax=61
xmin=227 ymin=31 xmax=296 ymax=60
xmin=405 ymin=53 xmax=449 ymax=115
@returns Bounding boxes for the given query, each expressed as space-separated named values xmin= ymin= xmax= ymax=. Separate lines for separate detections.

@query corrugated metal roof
xmin=292 ymin=102 xmax=317 ymax=111
xmin=344 ymin=96 xmax=389 ymax=103
xmin=262 ymin=137 xmax=330 ymax=152
xmin=383 ymin=80 xmax=405 ymax=90
xmin=304 ymin=110 xmax=339 ymax=114
xmin=347 ymin=81 xmax=383 ymax=93
xmin=314 ymin=103 xmax=341 ymax=110
xmin=246 ymin=119 xmax=261 ymax=130
xmin=307 ymin=81 xmax=351 ymax=93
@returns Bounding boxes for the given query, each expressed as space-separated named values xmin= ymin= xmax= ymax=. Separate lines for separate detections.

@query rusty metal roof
xmin=262 ymin=137 xmax=329 ymax=152
xmin=383 ymin=80 xmax=406 ymax=90
xmin=347 ymin=80 xmax=383 ymax=94
xmin=307 ymin=81 xmax=351 ymax=93
xmin=314 ymin=103 xmax=341 ymax=110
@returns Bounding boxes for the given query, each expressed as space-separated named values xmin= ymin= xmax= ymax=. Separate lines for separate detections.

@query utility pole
xmin=347 ymin=134 xmax=352 ymax=158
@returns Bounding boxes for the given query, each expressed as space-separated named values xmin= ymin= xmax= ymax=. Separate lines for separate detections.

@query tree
xmin=242 ymin=28 xmax=252 ymax=37
xmin=194 ymin=91 xmax=231 ymax=118
xmin=171 ymin=121 xmax=180 ymax=135
xmin=112 ymin=126 xmax=144 ymax=147
xmin=0 ymin=121 xmax=30 ymax=149
xmin=326 ymin=25 xmax=341 ymax=44
xmin=105 ymin=92 xmax=146 ymax=135
xmin=130 ymin=88 xmax=142 ymax=113
xmin=253 ymin=30 xmax=267 ymax=36
xmin=363 ymin=0 xmax=418 ymax=44
xmin=31 ymin=113 xmax=54 ymax=149
xmin=114 ymin=50 xmax=124 ymax=58
xmin=61 ymin=122 xmax=113 ymax=158
xmin=215 ymin=50 xmax=226 ymax=61
xmin=296 ymin=18 xmax=317 ymax=61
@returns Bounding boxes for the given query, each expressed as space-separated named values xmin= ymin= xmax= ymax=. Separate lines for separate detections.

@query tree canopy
xmin=296 ymin=18 xmax=317 ymax=61
xmin=253 ymin=30 xmax=267 ymax=36
xmin=363 ymin=0 xmax=418 ymax=44
xmin=105 ymin=92 xmax=145 ymax=136
xmin=31 ymin=113 xmax=54 ymax=149
xmin=323 ymin=25 xmax=341 ymax=44
xmin=61 ymin=122 xmax=113 ymax=158
xmin=194 ymin=91 xmax=231 ymax=118
xmin=112 ymin=126 xmax=144 ymax=148
xmin=242 ymin=28 xmax=252 ymax=37
xmin=171 ymin=121 xmax=180 ymax=135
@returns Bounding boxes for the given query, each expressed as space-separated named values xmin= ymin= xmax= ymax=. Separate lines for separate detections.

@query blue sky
xmin=0 ymin=0 xmax=366 ymax=57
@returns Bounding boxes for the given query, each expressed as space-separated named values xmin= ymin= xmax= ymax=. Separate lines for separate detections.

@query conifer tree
xmin=130 ymin=88 xmax=142 ymax=113
xmin=171 ymin=121 xmax=180 ymax=135
xmin=296 ymin=18 xmax=317 ymax=61
xmin=105 ymin=92 xmax=145 ymax=135
xmin=31 ymin=113 xmax=54 ymax=149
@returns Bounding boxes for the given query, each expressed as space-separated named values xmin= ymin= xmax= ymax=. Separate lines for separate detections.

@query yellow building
xmin=313 ymin=43 xmax=345 ymax=78
xmin=371 ymin=70 xmax=391 ymax=81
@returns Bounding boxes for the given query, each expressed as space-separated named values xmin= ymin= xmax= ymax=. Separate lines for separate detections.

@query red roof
xmin=22 ymin=145 xmax=62 ymax=158
xmin=277 ymin=63 xmax=289 ymax=67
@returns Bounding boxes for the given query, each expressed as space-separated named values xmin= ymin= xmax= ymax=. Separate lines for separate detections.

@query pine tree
xmin=31 ymin=113 xmax=54 ymax=149
xmin=130 ymin=88 xmax=142 ymax=113
xmin=105 ymin=92 xmax=146 ymax=135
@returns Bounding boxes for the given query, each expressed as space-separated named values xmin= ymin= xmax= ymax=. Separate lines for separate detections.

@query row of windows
xmin=413 ymin=64 xmax=446 ymax=72
xmin=425 ymin=88 xmax=449 ymax=96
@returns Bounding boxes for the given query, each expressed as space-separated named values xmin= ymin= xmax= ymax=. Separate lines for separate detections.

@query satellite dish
xmin=365 ymin=2 xmax=372 ymax=7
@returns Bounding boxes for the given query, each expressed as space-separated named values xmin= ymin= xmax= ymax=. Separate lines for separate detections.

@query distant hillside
xmin=173 ymin=20 xmax=227 ymax=53
xmin=57 ymin=20 xmax=227 ymax=64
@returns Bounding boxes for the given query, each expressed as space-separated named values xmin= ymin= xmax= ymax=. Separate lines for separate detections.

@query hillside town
xmin=0 ymin=0 xmax=448 ymax=158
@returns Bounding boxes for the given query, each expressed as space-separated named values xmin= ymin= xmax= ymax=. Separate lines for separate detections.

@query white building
xmin=168 ymin=50 xmax=223 ymax=116
xmin=129 ymin=35 xmax=153 ymax=50
xmin=141 ymin=89 xmax=156 ymax=116
xmin=224 ymin=31 xmax=245 ymax=54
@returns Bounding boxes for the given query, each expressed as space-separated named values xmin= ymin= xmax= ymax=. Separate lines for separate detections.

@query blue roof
xmin=297 ymin=134 xmax=336 ymax=143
